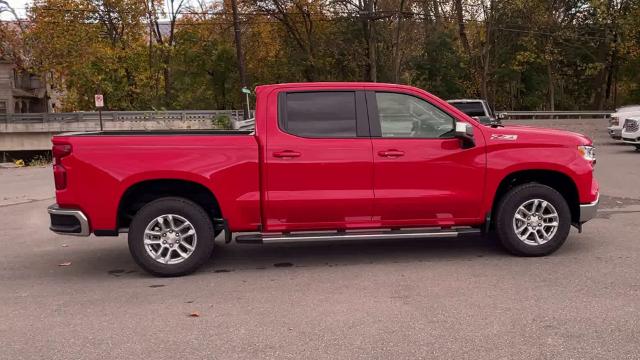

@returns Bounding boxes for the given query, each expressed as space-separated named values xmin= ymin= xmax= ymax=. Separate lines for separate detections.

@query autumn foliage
xmin=2 ymin=0 xmax=639 ymax=111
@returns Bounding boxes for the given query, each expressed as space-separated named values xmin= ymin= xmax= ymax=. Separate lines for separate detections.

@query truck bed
xmin=52 ymin=131 xmax=261 ymax=232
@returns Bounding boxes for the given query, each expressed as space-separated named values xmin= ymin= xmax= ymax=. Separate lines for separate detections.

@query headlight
xmin=578 ymin=145 xmax=596 ymax=162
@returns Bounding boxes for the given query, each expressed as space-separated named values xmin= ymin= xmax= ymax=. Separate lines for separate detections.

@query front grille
xmin=623 ymin=119 xmax=639 ymax=132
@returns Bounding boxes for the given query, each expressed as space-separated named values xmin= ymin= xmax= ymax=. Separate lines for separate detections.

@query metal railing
xmin=232 ymin=118 xmax=256 ymax=131
xmin=0 ymin=110 xmax=251 ymax=124
xmin=0 ymin=110 xmax=256 ymax=133
xmin=0 ymin=109 xmax=611 ymax=133
xmin=497 ymin=111 xmax=612 ymax=120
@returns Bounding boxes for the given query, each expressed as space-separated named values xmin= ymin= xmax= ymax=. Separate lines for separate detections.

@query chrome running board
xmin=235 ymin=228 xmax=481 ymax=244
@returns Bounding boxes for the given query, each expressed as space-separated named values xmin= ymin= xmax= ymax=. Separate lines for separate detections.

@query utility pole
xmin=365 ymin=0 xmax=377 ymax=82
xmin=230 ymin=0 xmax=249 ymax=119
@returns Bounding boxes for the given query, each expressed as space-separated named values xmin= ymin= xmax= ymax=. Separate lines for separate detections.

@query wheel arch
xmin=117 ymin=178 xmax=222 ymax=231
xmin=491 ymin=169 xmax=580 ymax=226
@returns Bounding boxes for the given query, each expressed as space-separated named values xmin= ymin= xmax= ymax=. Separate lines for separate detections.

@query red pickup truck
xmin=48 ymin=82 xmax=599 ymax=276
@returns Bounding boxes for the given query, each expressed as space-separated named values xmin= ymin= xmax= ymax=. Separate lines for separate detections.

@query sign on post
xmin=94 ymin=94 xmax=104 ymax=108
xmin=95 ymin=94 xmax=104 ymax=131
xmin=241 ymin=87 xmax=251 ymax=120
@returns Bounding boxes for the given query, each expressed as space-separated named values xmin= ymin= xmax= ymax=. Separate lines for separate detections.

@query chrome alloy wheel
xmin=512 ymin=199 xmax=559 ymax=246
xmin=143 ymin=214 xmax=197 ymax=264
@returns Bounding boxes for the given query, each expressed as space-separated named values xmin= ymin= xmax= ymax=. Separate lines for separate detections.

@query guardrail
xmin=0 ymin=109 xmax=611 ymax=133
xmin=0 ymin=109 xmax=612 ymax=152
xmin=232 ymin=118 xmax=256 ymax=131
xmin=496 ymin=111 xmax=612 ymax=120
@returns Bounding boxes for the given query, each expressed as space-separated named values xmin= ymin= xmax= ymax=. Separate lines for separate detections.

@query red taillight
xmin=53 ymin=164 xmax=67 ymax=190
xmin=52 ymin=144 xmax=72 ymax=159
xmin=52 ymin=143 xmax=71 ymax=190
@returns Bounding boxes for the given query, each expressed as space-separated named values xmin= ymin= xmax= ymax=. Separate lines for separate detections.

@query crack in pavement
xmin=0 ymin=197 xmax=55 ymax=208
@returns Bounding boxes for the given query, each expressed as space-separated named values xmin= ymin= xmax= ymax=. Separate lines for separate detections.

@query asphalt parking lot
xmin=1 ymin=119 xmax=640 ymax=359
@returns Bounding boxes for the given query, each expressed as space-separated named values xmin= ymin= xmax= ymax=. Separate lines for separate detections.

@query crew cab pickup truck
xmin=48 ymin=82 xmax=599 ymax=276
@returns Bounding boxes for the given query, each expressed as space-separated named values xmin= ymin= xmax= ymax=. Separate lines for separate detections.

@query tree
xmin=12 ymin=0 xmax=640 ymax=112
xmin=27 ymin=0 xmax=151 ymax=110
xmin=145 ymin=0 xmax=187 ymax=105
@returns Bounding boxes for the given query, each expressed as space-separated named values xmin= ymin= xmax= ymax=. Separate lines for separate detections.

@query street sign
xmin=95 ymin=94 xmax=104 ymax=130
xmin=241 ymin=87 xmax=251 ymax=120
xmin=95 ymin=94 xmax=104 ymax=108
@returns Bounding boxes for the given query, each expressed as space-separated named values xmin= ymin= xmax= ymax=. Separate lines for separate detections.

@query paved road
xmin=1 ymin=119 xmax=639 ymax=359
xmin=0 ymin=166 xmax=53 ymax=206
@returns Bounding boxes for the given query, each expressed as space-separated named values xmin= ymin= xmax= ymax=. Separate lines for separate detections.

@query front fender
xmin=483 ymin=145 xmax=594 ymax=214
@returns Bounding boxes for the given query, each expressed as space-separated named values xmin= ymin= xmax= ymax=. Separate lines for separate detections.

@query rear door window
xmin=280 ymin=92 xmax=358 ymax=138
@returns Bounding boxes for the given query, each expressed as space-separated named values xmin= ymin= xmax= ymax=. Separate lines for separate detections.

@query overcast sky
xmin=1 ymin=0 xmax=30 ymax=20
xmin=1 ymin=0 xmax=181 ymax=20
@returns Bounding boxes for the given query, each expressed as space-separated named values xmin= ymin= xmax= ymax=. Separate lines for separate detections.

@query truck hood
xmin=487 ymin=124 xmax=592 ymax=146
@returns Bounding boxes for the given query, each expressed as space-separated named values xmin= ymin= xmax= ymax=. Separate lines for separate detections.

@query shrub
xmin=212 ymin=115 xmax=232 ymax=130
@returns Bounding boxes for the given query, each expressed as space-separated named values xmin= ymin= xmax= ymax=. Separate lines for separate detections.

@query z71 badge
xmin=491 ymin=134 xmax=518 ymax=141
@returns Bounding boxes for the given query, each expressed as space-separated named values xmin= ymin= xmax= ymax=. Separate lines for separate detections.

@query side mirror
xmin=498 ymin=112 xmax=506 ymax=120
xmin=455 ymin=121 xmax=475 ymax=148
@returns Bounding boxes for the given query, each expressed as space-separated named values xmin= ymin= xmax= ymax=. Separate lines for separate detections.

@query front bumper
xmin=48 ymin=204 xmax=90 ymax=236
xmin=579 ymin=193 xmax=599 ymax=223
xmin=622 ymin=137 xmax=640 ymax=145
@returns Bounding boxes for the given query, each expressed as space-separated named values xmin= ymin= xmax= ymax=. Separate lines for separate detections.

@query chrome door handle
xmin=273 ymin=150 xmax=301 ymax=158
xmin=377 ymin=150 xmax=405 ymax=157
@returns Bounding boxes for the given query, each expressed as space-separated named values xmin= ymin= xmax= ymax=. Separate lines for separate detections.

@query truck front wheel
xmin=128 ymin=197 xmax=215 ymax=276
xmin=494 ymin=183 xmax=571 ymax=256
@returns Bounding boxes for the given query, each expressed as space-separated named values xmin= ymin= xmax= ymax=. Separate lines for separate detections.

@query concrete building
xmin=0 ymin=57 xmax=62 ymax=114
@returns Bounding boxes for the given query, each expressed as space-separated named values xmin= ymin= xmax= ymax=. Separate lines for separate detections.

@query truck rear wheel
xmin=128 ymin=197 xmax=215 ymax=276
xmin=494 ymin=183 xmax=571 ymax=256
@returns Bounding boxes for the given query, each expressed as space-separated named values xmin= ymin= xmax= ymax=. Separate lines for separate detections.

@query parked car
xmin=48 ymin=82 xmax=599 ymax=276
xmin=447 ymin=99 xmax=499 ymax=125
xmin=622 ymin=116 xmax=640 ymax=150
xmin=608 ymin=105 xmax=640 ymax=140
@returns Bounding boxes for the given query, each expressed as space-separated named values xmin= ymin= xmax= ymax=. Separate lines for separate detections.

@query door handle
xmin=273 ymin=150 xmax=301 ymax=158
xmin=377 ymin=150 xmax=405 ymax=158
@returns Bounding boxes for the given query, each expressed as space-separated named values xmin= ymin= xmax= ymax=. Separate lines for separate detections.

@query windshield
xmin=449 ymin=102 xmax=486 ymax=117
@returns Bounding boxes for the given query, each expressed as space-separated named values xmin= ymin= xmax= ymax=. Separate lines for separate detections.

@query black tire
xmin=494 ymin=183 xmax=571 ymax=256
xmin=635 ymin=145 xmax=640 ymax=151
xmin=128 ymin=197 xmax=215 ymax=277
